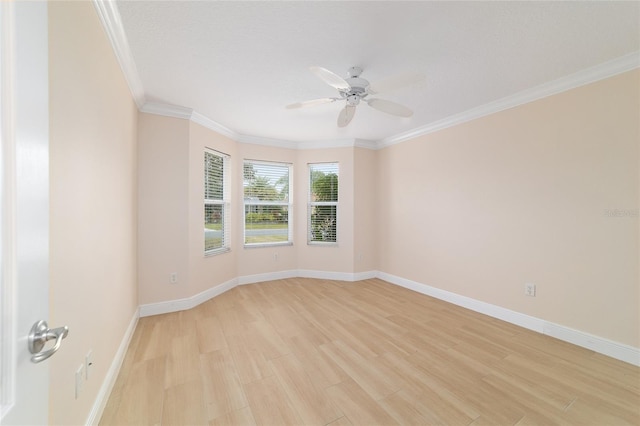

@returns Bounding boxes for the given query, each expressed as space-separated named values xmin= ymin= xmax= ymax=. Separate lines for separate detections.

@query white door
xmin=1 ymin=1 xmax=58 ymax=424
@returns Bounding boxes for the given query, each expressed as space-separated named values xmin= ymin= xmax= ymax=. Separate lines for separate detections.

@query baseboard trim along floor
xmin=137 ymin=270 xmax=640 ymax=367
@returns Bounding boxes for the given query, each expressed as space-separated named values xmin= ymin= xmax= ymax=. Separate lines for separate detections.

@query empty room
xmin=2 ymin=1 xmax=638 ymax=425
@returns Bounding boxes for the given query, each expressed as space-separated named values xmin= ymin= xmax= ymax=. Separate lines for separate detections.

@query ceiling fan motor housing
xmin=345 ymin=77 xmax=369 ymax=91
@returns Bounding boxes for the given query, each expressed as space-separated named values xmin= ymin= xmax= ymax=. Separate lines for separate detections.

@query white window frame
xmin=204 ymin=148 xmax=230 ymax=256
xmin=243 ymin=159 xmax=293 ymax=247
xmin=308 ymin=162 xmax=339 ymax=245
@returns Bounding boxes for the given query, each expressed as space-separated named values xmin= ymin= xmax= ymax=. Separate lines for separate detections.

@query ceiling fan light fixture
xmin=346 ymin=94 xmax=360 ymax=106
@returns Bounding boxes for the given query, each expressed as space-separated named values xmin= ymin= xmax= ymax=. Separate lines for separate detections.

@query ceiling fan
xmin=286 ymin=66 xmax=425 ymax=127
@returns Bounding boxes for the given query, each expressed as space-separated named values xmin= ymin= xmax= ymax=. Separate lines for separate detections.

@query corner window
xmin=243 ymin=160 xmax=293 ymax=246
xmin=308 ymin=162 xmax=338 ymax=244
xmin=204 ymin=149 xmax=230 ymax=255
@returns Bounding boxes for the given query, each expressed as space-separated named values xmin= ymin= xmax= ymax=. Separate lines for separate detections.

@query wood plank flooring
xmin=100 ymin=278 xmax=640 ymax=425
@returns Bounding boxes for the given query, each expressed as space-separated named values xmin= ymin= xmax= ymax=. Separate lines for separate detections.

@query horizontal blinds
xmin=244 ymin=161 xmax=290 ymax=202
xmin=309 ymin=205 xmax=337 ymax=242
xmin=205 ymin=150 xmax=230 ymax=253
xmin=309 ymin=163 xmax=338 ymax=243
xmin=244 ymin=160 xmax=292 ymax=245
xmin=310 ymin=163 xmax=338 ymax=202
xmin=205 ymin=151 xmax=224 ymax=201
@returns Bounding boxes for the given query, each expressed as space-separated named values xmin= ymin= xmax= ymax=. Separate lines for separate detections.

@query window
xmin=204 ymin=149 xmax=230 ymax=255
xmin=308 ymin=163 xmax=338 ymax=244
xmin=243 ymin=160 xmax=292 ymax=246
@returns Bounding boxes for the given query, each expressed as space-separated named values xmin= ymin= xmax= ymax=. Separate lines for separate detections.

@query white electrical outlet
xmin=75 ymin=365 xmax=84 ymax=399
xmin=85 ymin=350 xmax=93 ymax=380
xmin=170 ymin=272 xmax=178 ymax=284
xmin=525 ymin=283 xmax=536 ymax=297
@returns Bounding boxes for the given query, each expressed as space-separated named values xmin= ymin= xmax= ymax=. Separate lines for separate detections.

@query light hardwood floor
xmin=100 ymin=278 xmax=640 ymax=425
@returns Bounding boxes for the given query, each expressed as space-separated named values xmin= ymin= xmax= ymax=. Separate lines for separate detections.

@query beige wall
xmin=188 ymin=122 xmax=239 ymax=294
xmin=138 ymin=133 xmax=361 ymax=293
xmin=295 ymin=148 xmax=355 ymax=273
xmin=139 ymin=69 xmax=639 ymax=349
xmin=235 ymin=143 xmax=298 ymax=277
xmin=137 ymin=113 xmax=190 ymax=304
xmin=137 ymin=120 xmax=321 ymax=302
xmin=49 ymin=2 xmax=138 ymax=424
xmin=47 ymin=1 xmax=638 ymax=423
xmin=377 ymin=70 xmax=639 ymax=347
xmin=137 ymin=116 xmax=244 ymax=305
xmin=354 ymin=147 xmax=378 ymax=272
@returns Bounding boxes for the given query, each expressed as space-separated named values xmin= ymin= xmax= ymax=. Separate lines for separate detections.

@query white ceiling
xmin=115 ymin=1 xmax=640 ymax=144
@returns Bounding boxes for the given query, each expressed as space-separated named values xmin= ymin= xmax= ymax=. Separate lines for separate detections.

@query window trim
xmin=243 ymin=159 xmax=293 ymax=248
xmin=204 ymin=148 xmax=230 ymax=256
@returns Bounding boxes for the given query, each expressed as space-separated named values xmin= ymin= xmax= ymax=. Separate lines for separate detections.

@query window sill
xmin=307 ymin=241 xmax=338 ymax=246
xmin=205 ymin=247 xmax=231 ymax=257
xmin=244 ymin=242 xmax=293 ymax=249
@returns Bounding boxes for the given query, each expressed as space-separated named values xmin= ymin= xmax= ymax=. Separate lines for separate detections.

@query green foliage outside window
xmin=309 ymin=164 xmax=338 ymax=243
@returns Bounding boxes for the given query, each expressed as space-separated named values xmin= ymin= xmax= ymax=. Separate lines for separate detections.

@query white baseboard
xmin=297 ymin=269 xmax=364 ymax=281
xmin=543 ymin=322 xmax=640 ymax=366
xmin=238 ymin=269 xmax=378 ymax=285
xmin=238 ymin=270 xmax=297 ymax=285
xmin=139 ymin=270 xmax=379 ymax=319
xmin=86 ymin=308 xmax=139 ymax=425
xmin=139 ymin=270 xmax=380 ymax=316
xmin=378 ymin=272 xmax=545 ymax=332
xmin=133 ymin=269 xmax=639 ymax=366
xmin=139 ymin=278 xmax=237 ymax=317
xmin=377 ymin=271 xmax=640 ymax=367
xmin=353 ymin=270 xmax=378 ymax=281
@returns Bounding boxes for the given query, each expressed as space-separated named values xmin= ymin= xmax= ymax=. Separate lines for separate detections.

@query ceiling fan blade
xmin=368 ymin=72 xmax=425 ymax=95
xmin=286 ymin=98 xmax=337 ymax=109
xmin=367 ymin=98 xmax=413 ymax=117
xmin=337 ymin=105 xmax=356 ymax=127
xmin=310 ymin=66 xmax=351 ymax=91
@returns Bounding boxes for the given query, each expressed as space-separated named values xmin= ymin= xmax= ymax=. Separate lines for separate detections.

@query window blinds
xmin=243 ymin=160 xmax=293 ymax=245
xmin=308 ymin=162 xmax=338 ymax=243
xmin=204 ymin=150 xmax=230 ymax=254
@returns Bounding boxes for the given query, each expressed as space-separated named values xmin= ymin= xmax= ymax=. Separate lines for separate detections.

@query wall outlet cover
xmin=525 ymin=283 xmax=536 ymax=297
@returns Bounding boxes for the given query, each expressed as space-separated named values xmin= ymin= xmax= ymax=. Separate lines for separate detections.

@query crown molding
xmin=298 ymin=138 xmax=366 ymax=150
xmin=132 ymin=49 xmax=640 ymax=150
xmin=354 ymin=139 xmax=378 ymax=150
xmin=94 ymin=4 xmax=638 ymax=151
xmin=139 ymin=102 xmax=363 ymax=150
xmin=140 ymin=101 xmax=193 ymax=119
xmin=92 ymin=0 xmax=146 ymax=108
xmin=139 ymin=102 xmax=238 ymax=140
xmin=379 ymin=51 xmax=640 ymax=148
xmin=297 ymin=139 xmax=353 ymax=150
xmin=237 ymin=134 xmax=299 ymax=150
xmin=191 ymin=111 xmax=237 ymax=140
xmin=237 ymin=137 xmax=377 ymax=150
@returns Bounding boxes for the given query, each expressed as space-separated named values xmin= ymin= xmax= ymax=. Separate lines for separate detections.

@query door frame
xmin=0 ymin=1 xmax=50 ymax=424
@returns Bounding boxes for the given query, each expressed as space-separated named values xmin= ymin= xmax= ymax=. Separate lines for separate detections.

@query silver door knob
xmin=28 ymin=320 xmax=69 ymax=363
